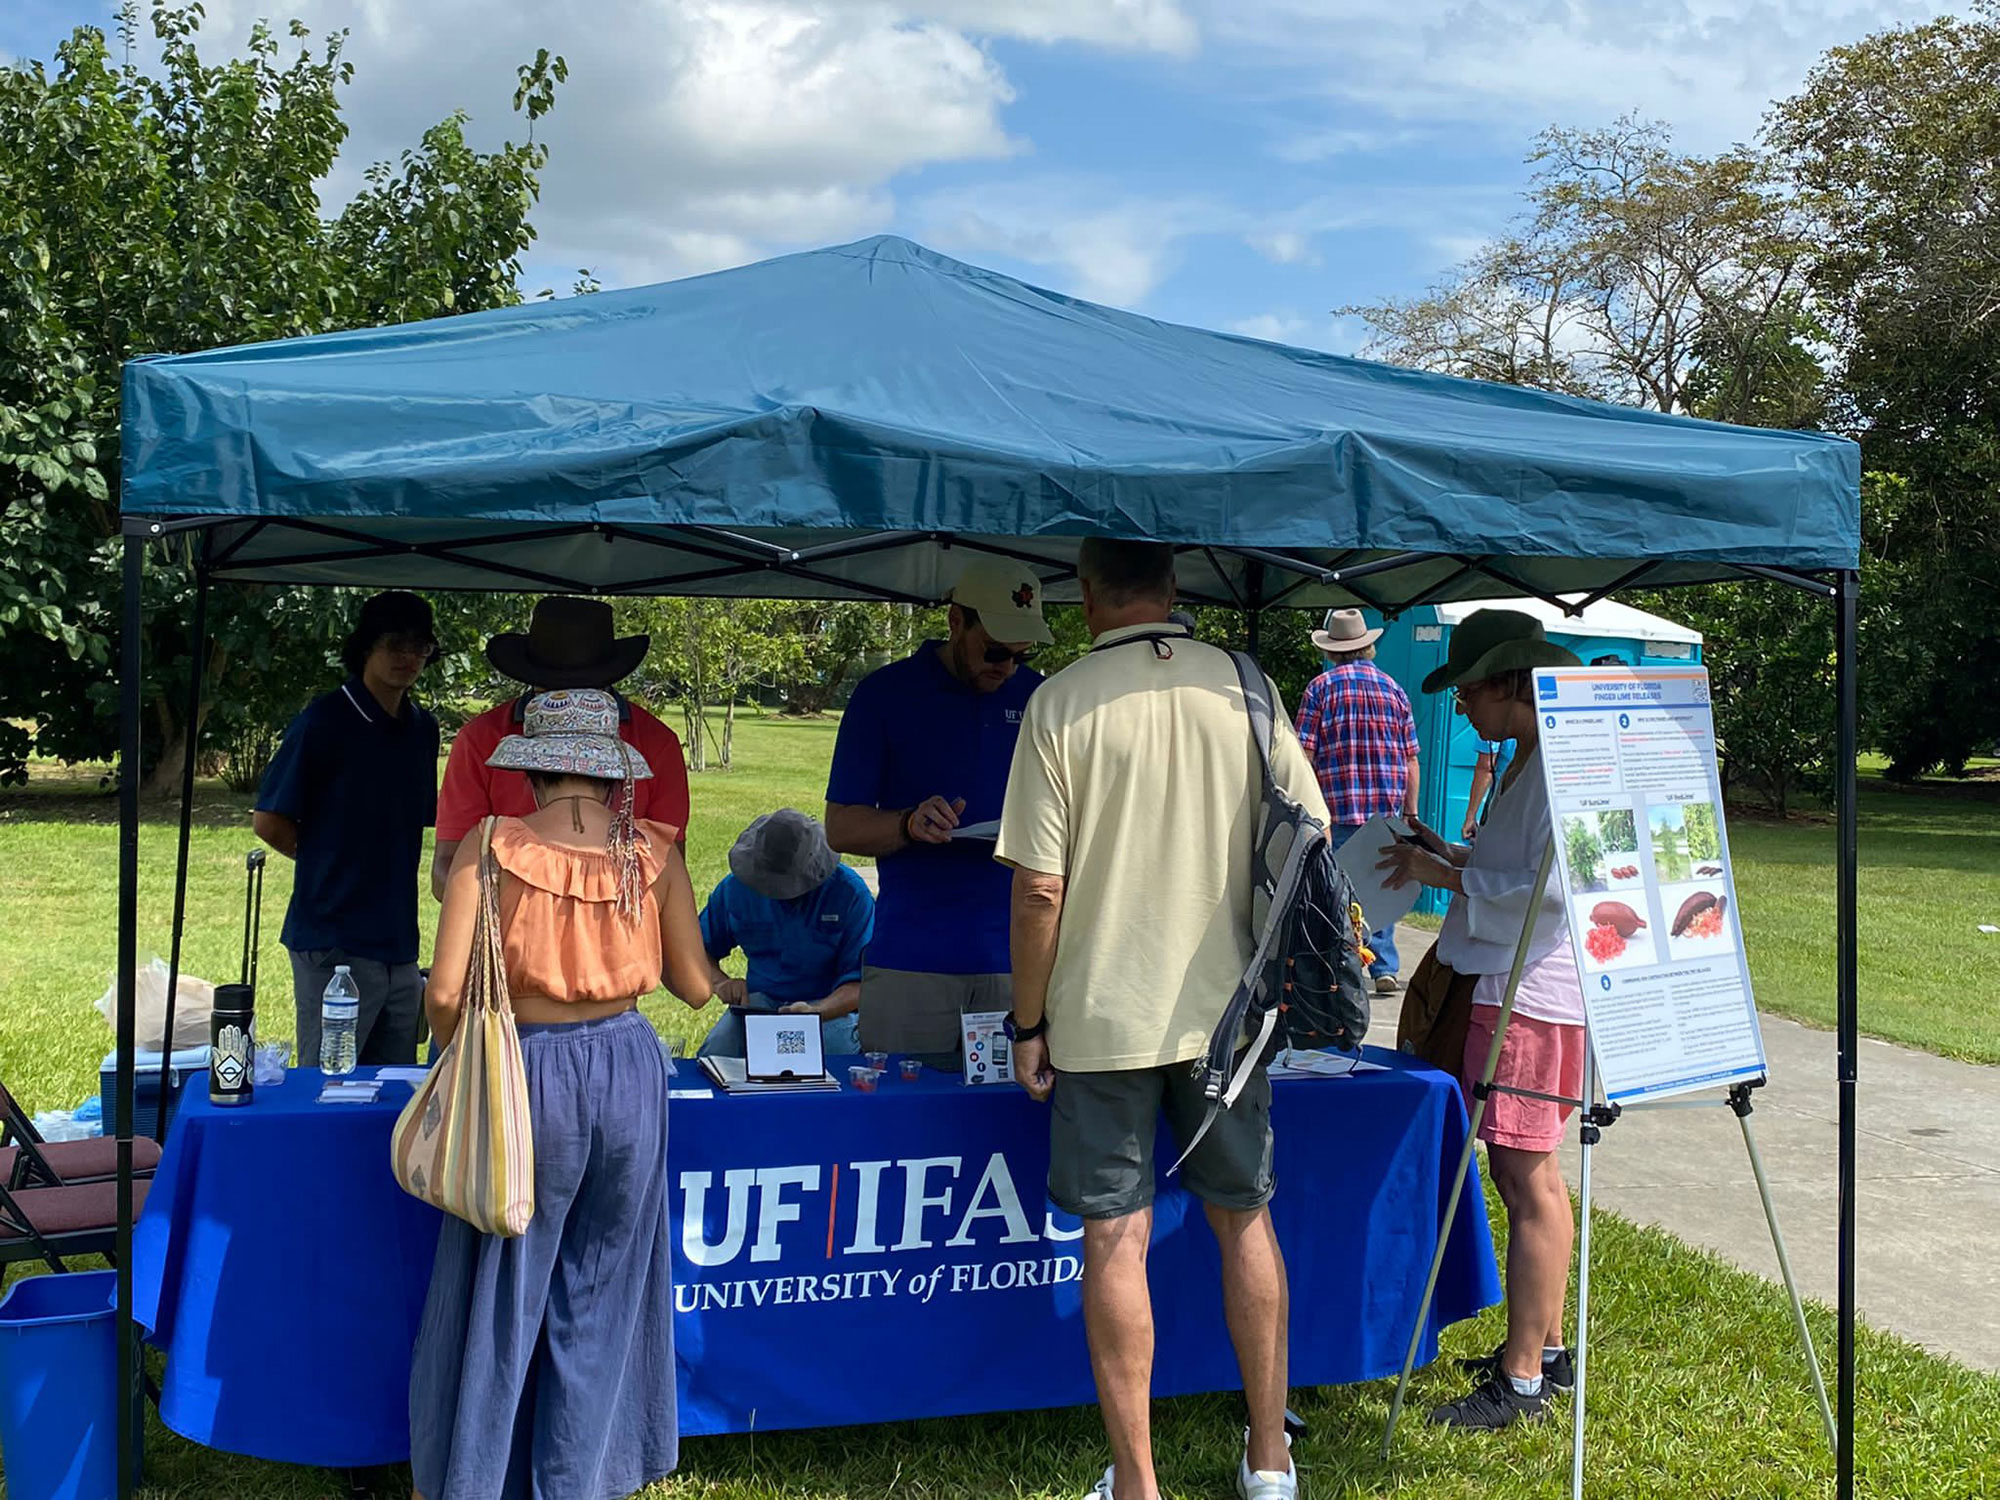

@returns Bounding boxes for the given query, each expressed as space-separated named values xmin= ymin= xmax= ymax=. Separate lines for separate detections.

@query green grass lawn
xmin=5 ymin=715 xmax=2000 ymax=1494
xmin=0 ymin=711 xmax=840 ymax=1116
xmin=1730 ymin=784 xmax=2000 ymax=1065
xmin=102 ymin=1204 xmax=2000 ymax=1499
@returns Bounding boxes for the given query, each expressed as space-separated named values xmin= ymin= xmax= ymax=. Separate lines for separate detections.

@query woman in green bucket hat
xmin=1377 ymin=609 xmax=1585 ymax=1432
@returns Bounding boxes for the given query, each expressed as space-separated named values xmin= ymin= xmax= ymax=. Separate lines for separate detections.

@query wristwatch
xmin=1003 ymin=1012 xmax=1048 ymax=1044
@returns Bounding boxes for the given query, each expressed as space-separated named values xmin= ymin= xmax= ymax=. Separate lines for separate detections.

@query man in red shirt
xmin=431 ymin=598 xmax=691 ymax=899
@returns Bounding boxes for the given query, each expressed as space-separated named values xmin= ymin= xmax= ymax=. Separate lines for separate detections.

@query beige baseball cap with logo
xmin=947 ymin=557 xmax=1053 ymax=645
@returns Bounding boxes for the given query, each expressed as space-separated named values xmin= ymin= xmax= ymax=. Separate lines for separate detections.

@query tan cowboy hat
xmin=1311 ymin=608 xmax=1383 ymax=655
xmin=485 ymin=597 xmax=649 ymax=690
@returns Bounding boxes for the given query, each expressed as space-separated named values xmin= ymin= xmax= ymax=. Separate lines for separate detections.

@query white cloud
xmin=1229 ymin=312 xmax=1311 ymax=343
xmin=1272 ymin=125 xmax=1425 ymax=162
xmin=181 ymin=0 xmax=1199 ymax=289
xmin=879 ymin=0 xmax=1198 ymax=53
xmin=916 ymin=179 xmax=1215 ymax=303
xmin=1202 ymin=1 xmax=1956 ymax=153
xmin=1247 ymin=229 xmax=1318 ymax=266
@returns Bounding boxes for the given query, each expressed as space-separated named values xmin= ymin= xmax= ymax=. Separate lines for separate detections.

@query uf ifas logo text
xmin=680 ymin=1152 xmax=1071 ymax=1268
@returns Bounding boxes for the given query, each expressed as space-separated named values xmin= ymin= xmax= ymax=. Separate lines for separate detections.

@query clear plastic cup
xmin=899 ymin=1058 xmax=923 ymax=1081
xmin=865 ymin=1051 xmax=890 ymax=1074
xmin=848 ymin=1065 xmax=880 ymax=1093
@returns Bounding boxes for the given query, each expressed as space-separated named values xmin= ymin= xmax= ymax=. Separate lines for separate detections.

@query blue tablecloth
xmin=134 ymin=1049 xmax=1498 ymax=1467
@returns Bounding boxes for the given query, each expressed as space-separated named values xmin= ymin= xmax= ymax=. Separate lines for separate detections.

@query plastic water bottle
xmin=320 ymin=966 xmax=359 ymax=1075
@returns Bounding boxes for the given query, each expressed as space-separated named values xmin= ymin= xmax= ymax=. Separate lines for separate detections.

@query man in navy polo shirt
xmin=253 ymin=591 xmax=441 ymax=1066
xmin=825 ymin=557 xmax=1050 ymax=1065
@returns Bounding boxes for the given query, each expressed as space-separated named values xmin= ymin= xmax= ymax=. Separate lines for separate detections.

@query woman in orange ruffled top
xmin=411 ymin=687 xmax=711 ymax=1500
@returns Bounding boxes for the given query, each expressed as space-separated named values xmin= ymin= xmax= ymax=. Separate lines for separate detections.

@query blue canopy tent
xmin=111 ymin=235 xmax=1864 ymax=1495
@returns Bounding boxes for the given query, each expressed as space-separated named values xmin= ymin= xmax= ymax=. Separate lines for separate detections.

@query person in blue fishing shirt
xmin=696 ymin=810 xmax=874 ymax=1058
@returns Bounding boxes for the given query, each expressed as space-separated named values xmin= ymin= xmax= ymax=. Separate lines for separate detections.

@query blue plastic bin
xmin=0 ymin=1271 xmax=120 ymax=1500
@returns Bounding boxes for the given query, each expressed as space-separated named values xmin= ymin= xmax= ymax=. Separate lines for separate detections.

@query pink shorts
xmin=1461 ymin=1009 xmax=1586 ymax=1153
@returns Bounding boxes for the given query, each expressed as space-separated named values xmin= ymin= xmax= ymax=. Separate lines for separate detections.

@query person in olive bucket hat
xmin=431 ymin=598 xmax=692 ymax=901
xmin=1377 ymin=609 xmax=1586 ymax=1431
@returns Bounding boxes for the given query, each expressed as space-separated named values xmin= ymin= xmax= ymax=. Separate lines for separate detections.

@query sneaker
xmin=1236 ymin=1429 xmax=1297 ymax=1500
xmin=1427 ymin=1371 xmax=1549 ymax=1430
xmin=1457 ymin=1343 xmax=1576 ymax=1394
xmin=1085 ymin=1465 xmax=1116 ymax=1499
xmin=1374 ymin=972 xmax=1400 ymax=995
xmin=1236 ymin=1456 xmax=1297 ymax=1499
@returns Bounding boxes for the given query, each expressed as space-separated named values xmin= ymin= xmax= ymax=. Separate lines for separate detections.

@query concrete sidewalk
xmin=1375 ymin=924 xmax=2000 ymax=1373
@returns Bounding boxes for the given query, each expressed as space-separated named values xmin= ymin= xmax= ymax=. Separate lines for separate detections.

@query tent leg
xmin=117 ymin=532 xmax=145 ymax=1498
xmin=1245 ymin=559 xmax=1266 ymax=659
xmin=1834 ymin=568 xmax=1859 ymax=1500
xmin=158 ymin=568 xmax=209 ymax=1140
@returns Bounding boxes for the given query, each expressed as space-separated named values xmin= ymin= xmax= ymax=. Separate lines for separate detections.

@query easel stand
xmin=1381 ymin=843 xmax=1834 ymax=1499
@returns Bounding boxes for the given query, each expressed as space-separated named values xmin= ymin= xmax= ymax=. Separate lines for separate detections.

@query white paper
xmin=1535 ymin=667 xmax=1766 ymax=1104
xmin=370 ymin=1066 xmax=431 ymax=1086
xmin=1332 ymin=814 xmax=1422 ymax=932
xmin=948 ymin=819 xmax=1002 ymax=842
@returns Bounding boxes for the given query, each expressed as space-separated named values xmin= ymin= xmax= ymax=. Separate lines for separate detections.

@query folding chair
xmin=0 ymin=1075 xmax=162 ymax=1192
xmin=0 ymin=1177 xmax=151 ymax=1274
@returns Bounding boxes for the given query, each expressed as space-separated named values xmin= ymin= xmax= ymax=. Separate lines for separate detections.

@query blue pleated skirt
xmin=410 ymin=1010 xmax=677 ymax=1500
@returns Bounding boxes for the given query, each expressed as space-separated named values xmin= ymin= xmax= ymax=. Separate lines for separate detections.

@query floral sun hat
xmin=484 ymin=688 xmax=654 ymax=782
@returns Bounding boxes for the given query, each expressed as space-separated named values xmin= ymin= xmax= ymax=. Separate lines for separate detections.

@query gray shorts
xmin=288 ymin=948 xmax=424 ymax=1067
xmin=1049 ymin=1057 xmax=1275 ymax=1220
xmin=855 ymin=967 xmax=1011 ymax=1070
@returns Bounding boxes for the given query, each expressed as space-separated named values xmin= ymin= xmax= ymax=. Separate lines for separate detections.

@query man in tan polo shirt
xmin=996 ymin=538 xmax=1328 ymax=1500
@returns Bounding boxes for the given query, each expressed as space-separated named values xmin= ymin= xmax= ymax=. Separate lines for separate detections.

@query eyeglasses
xmin=982 ymin=643 xmax=1036 ymax=667
xmin=380 ymin=634 xmax=438 ymax=662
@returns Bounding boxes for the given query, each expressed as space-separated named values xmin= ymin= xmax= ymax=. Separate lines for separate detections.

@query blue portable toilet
xmin=1369 ymin=598 xmax=1703 ymax=916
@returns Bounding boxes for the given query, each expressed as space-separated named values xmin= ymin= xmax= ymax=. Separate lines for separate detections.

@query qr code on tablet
xmin=775 ymin=1028 xmax=809 ymax=1056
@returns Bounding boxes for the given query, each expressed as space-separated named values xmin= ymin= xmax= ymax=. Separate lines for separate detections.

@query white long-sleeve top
xmin=1433 ymin=744 xmax=1586 ymax=1025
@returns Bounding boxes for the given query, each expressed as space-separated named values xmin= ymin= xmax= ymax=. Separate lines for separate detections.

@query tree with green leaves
xmin=0 ymin=4 xmax=563 ymax=789
xmin=1771 ymin=5 xmax=2000 ymax=778
xmin=1344 ymin=117 xmax=1822 ymax=425
xmin=1347 ymin=117 xmax=1845 ymax=810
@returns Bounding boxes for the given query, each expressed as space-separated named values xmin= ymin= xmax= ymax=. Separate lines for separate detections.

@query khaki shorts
xmin=1049 ymin=1057 xmax=1275 ymax=1220
xmin=855 ymin=967 xmax=1012 ymax=1069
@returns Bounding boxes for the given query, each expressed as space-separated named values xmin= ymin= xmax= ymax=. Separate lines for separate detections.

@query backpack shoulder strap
xmin=1226 ymin=649 xmax=1280 ymax=794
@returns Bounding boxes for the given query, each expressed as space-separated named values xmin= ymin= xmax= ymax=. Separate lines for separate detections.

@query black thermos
xmin=210 ymin=982 xmax=255 ymax=1107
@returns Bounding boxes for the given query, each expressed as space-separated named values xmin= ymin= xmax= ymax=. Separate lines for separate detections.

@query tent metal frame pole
xmin=1834 ymin=567 xmax=1859 ymax=1500
xmin=1741 ymin=563 xmax=1837 ymax=597
xmin=1244 ymin=560 xmax=1265 ymax=656
xmin=1573 ymin=561 xmax=1659 ymax=612
xmin=157 ymin=562 xmax=210 ymax=1139
xmin=1261 ymin=551 xmax=1362 ymax=611
xmin=116 ymin=533 xmax=145 ymax=1500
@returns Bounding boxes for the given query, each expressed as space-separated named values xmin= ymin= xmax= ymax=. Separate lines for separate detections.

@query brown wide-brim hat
xmin=486 ymin=597 xmax=649 ymax=690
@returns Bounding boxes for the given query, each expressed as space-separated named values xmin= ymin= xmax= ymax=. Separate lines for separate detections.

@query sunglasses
xmin=981 ymin=643 xmax=1036 ymax=667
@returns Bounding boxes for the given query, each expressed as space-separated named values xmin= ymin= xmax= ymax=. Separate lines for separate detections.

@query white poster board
xmin=1534 ymin=666 xmax=1766 ymax=1103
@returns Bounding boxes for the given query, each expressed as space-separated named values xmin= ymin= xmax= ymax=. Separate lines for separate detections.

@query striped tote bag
xmin=391 ymin=817 xmax=535 ymax=1237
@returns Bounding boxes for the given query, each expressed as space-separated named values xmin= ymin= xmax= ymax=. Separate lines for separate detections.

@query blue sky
xmin=0 ymin=1 xmax=1957 ymax=354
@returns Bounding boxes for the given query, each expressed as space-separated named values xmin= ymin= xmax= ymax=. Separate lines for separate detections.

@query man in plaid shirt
xmin=1294 ymin=609 xmax=1420 ymax=993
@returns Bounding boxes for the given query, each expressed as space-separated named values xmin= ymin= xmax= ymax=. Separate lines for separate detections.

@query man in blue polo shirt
xmin=826 ymin=557 xmax=1050 ymax=1065
xmin=253 ymin=591 xmax=440 ymax=1066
